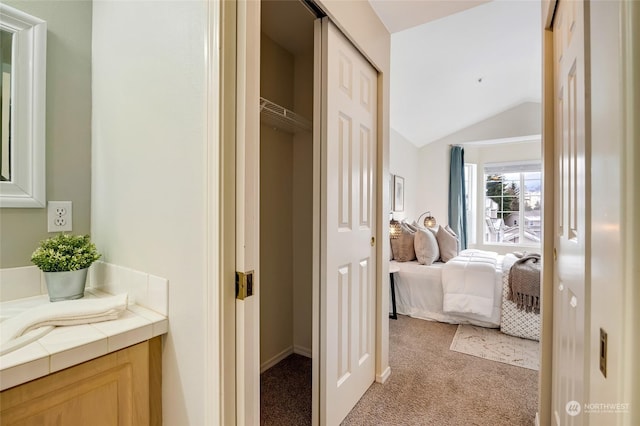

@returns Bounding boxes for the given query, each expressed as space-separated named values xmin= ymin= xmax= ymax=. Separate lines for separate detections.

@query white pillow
xmin=404 ymin=221 xmax=419 ymax=232
xmin=414 ymin=228 xmax=439 ymax=265
xmin=445 ymin=225 xmax=461 ymax=254
xmin=411 ymin=220 xmax=425 ymax=230
xmin=436 ymin=225 xmax=459 ymax=263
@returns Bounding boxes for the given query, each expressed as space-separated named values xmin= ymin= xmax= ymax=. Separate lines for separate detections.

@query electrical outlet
xmin=48 ymin=201 xmax=73 ymax=232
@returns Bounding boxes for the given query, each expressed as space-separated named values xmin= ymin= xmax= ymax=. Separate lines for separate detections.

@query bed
xmin=500 ymin=254 xmax=541 ymax=341
xmin=391 ymin=250 xmax=540 ymax=340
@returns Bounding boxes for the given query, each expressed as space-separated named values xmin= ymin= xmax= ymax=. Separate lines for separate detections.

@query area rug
xmin=450 ymin=324 xmax=540 ymax=370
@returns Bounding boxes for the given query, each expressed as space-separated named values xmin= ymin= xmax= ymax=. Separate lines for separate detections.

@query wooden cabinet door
xmin=0 ymin=338 xmax=161 ymax=426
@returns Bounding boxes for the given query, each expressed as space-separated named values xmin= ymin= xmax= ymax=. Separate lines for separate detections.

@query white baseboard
xmin=535 ymin=412 xmax=540 ymax=426
xmin=293 ymin=344 xmax=312 ymax=358
xmin=376 ymin=366 xmax=391 ymax=383
xmin=260 ymin=346 xmax=293 ymax=373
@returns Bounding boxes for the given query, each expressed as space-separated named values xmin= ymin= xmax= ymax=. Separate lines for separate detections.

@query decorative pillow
xmin=414 ymin=228 xmax=440 ymax=265
xmin=411 ymin=220 xmax=426 ymax=231
xmin=445 ymin=225 xmax=461 ymax=254
xmin=436 ymin=225 xmax=459 ymax=263
xmin=391 ymin=223 xmax=416 ymax=262
xmin=404 ymin=222 xmax=419 ymax=232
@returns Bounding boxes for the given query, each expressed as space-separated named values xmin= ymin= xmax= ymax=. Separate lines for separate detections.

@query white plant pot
xmin=44 ymin=268 xmax=88 ymax=302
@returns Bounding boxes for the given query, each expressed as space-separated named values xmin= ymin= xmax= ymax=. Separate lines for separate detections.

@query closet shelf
xmin=260 ymin=97 xmax=312 ymax=134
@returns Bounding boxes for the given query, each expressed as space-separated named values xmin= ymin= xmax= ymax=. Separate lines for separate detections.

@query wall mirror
xmin=0 ymin=4 xmax=46 ymax=208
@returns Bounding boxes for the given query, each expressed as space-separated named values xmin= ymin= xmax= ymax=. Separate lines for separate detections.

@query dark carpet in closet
xmin=261 ymin=353 xmax=312 ymax=426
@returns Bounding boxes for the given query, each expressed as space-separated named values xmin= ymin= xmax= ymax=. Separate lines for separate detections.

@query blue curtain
xmin=448 ymin=146 xmax=467 ymax=250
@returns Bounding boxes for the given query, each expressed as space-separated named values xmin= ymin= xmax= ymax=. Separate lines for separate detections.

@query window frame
xmin=481 ymin=161 xmax=541 ymax=247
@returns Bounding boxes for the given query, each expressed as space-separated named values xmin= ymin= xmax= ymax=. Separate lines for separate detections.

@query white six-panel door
xmin=552 ymin=1 xmax=589 ymax=424
xmin=319 ymin=18 xmax=377 ymax=426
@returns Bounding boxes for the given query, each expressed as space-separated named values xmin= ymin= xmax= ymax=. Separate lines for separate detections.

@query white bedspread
xmin=392 ymin=256 xmax=503 ymax=328
xmin=442 ymin=250 xmax=498 ymax=318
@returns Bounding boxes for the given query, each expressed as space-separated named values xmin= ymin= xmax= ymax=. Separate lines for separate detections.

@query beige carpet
xmin=261 ymin=315 xmax=538 ymax=425
xmin=342 ymin=316 xmax=538 ymax=425
xmin=450 ymin=324 xmax=540 ymax=371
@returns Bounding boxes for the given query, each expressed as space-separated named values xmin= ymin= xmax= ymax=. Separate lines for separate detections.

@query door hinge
xmin=236 ymin=271 xmax=254 ymax=300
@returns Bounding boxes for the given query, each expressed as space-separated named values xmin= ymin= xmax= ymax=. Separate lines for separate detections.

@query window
xmin=483 ymin=162 xmax=541 ymax=245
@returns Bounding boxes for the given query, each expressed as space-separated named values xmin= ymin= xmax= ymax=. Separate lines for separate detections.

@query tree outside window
xmin=483 ymin=164 xmax=541 ymax=245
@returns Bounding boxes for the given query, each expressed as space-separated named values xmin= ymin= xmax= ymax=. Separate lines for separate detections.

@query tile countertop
xmin=0 ymin=289 xmax=168 ymax=391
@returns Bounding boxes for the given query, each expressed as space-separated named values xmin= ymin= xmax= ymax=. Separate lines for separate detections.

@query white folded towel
xmin=1 ymin=293 xmax=128 ymax=356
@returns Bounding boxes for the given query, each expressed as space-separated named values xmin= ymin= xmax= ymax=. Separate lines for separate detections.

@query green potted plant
xmin=31 ymin=234 xmax=101 ymax=302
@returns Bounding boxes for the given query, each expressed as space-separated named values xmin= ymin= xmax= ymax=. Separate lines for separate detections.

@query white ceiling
xmin=369 ymin=0 xmax=542 ymax=147
xmin=369 ymin=0 xmax=490 ymax=33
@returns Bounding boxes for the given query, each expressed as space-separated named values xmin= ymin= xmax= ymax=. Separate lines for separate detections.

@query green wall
xmin=0 ymin=0 xmax=92 ymax=267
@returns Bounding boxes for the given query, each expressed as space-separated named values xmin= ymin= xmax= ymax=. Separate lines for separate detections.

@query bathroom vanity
xmin=0 ymin=263 xmax=168 ymax=425
xmin=1 ymin=336 xmax=161 ymax=425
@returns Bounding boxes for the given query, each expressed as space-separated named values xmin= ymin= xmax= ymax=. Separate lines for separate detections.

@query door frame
xmin=233 ymin=0 xmax=261 ymax=424
xmin=540 ymin=1 xmax=640 ymax=424
xmin=216 ymin=1 xmax=391 ymax=425
xmin=217 ymin=0 xmax=241 ymax=425
xmin=203 ymin=0 xmax=234 ymax=424
xmin=539 ymin=1 xmax=557 ymax=423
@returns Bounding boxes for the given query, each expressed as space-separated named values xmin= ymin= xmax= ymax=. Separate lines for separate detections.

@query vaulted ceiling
xmin=369 ymin=0 xmax=542 ymax=147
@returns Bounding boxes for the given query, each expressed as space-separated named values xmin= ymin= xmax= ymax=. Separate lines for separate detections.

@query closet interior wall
xmin=260 ymin=0 xmax=314 ymax=371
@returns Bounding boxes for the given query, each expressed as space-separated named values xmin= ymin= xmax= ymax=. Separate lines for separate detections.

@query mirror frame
xmin=0 ymin=4 xmax=46 ymax=208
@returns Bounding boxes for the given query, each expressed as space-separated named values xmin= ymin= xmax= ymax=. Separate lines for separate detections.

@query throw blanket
xmin=0 ymin=293 xmax=128 ymax=356
xmin=442 ymin=250 xmax=498 ymax=318
xmin=508 ymin=254 xmax=541 ymax=313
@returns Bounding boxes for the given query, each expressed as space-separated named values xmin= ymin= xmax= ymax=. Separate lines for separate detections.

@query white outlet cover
xmin=47 ymin=201 xmax=73 ymax=232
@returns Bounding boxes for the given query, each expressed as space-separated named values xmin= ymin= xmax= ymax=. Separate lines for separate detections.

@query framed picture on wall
xmin=393 ymin=175 xmax=404 ymax=212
